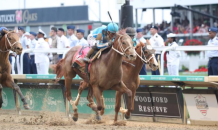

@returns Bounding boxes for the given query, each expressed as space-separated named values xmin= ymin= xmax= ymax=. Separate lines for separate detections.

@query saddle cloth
xmin=72 ymin=46 xmax=109 ymax=75
xmin=72 ymin=46 xmax=90 ymax=74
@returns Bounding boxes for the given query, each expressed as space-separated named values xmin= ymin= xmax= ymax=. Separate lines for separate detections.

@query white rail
xmin=160 ymin=46 xmax=218 ymax=75
xmin=143 ymin=33 xmax=209 ymax=38
xmin=19 ymin=46 xmax=218 ymax=75
xmin=20 ymin=48 xmax=70 ymax=74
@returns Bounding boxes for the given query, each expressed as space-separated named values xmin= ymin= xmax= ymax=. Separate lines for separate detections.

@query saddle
xmin=72 ymin=46 xmax=108 ymax=80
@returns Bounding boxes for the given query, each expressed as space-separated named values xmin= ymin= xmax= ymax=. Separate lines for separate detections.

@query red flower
xmin=184 ymin=39 xmax=203 ymax=55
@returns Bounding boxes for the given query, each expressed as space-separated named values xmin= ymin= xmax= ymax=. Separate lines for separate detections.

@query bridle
xmin=135 ymin=45 xmax=155 ymax=64
xmin=0 ymin=31 xmax=17 ymax=52
xmin=111 ymin=34 xmax=133 ymax=57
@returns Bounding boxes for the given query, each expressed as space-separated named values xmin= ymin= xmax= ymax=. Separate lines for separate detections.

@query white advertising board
xmin=184 ymin=94 xmax=218 ymax=121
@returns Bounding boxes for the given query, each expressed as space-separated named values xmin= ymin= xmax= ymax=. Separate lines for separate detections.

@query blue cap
xmin=208 ymin=27 xmax=218 ymax=33
xmin=67 ymin=25 xmax=75 ymax=30
xmin=151 ymin=25 xmax=158 ymax=30
xmin=0 ymin=27 xmax=8 ymax=31
xmin=30 ymin=32 xmax=37 ymax=37
xmin=136 ymin=28 xmax=143 ymax=33
xmin=77 ymin=29 xmax=85 ymax=34
xmin=18 ymin=26 xmax=24 ymax=31
xmin=58 ymin=28 xmax=65 ymax=32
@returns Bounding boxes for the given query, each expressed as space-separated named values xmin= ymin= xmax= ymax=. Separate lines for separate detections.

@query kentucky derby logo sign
xmin=15 ymin=10 xmax=22 ymax=23
xmin=15 ymin=10 xmax=37 ymax=24
xmin=195 ymin=94 xmax=209 ymax=116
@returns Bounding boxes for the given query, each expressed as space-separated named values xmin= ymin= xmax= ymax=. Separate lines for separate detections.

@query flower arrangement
xmin=183 ymin=39 xmax=203 ymax=56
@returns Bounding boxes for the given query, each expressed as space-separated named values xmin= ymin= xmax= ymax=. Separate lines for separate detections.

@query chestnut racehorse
xmin=54 ymin=33 xmax=136 ymax=122
xmin=0 ymin=30 xmax=29 ymax=109
xmin=74 ymin=40 xmax=158 ymax=123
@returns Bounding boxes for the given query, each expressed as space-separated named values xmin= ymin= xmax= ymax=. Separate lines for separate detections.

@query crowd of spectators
xmin=143 ymin=17 xmax=218 ymax=36
xmin=8 ymin=26 xmax=88 ymax=75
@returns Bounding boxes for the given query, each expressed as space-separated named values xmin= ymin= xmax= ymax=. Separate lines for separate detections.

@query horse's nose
xmin=153 ymin=64 xmax=158 ymax=67
xmin=17 ymin=47 xmax=23 ymax=51
xmin=130 ymin=54 xmax=136 ymax=59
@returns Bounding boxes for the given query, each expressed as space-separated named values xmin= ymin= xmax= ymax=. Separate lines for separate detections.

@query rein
xmin=0 ymin=32 xmax=17 ymax=53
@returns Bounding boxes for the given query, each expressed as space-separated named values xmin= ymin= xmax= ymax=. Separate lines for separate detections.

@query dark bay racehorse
xmin=74 ymin=40 xmax=158 ymax=122
xmin=0 ymin=30 xmax=29 ymax=109
xmin=54 ymin=33 xmax=136 ymax=122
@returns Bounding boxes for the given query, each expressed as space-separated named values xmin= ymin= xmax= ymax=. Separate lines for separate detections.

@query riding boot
xmin=83 ymin=48 xmax=95 ymax=63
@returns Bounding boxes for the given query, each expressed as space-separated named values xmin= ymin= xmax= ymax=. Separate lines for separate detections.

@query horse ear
xmin=140 ymin=41 xmax=145 ymax=47
xmin=118 ymin=28 xmax=127 ymax=35
xmin=3 ymin=29 xmax=9 ymax=34
xmin=146 ymin=39 xmax=151 ymax=45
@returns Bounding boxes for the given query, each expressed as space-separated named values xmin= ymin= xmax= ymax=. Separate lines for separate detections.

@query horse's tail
xmin=52 ymin=59 xmax=65 ymax=83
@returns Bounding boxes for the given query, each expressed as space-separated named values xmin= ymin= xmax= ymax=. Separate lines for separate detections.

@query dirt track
xmin=0 ymin=113 xmax=218 ymax=130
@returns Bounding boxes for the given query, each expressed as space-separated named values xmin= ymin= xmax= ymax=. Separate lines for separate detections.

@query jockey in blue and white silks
xmin=83 ymin=22 xmax=119 ymax=63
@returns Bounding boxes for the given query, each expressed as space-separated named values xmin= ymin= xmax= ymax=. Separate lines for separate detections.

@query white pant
xmin=11 ymin=56 xmax=15 ymax=74
xmin=167 ymin=64 xmax=179 ymax=88
xmin=36 ymin=62 xmax=49 ymax=74
xmin=16 ymin=55 xmax=21 ymax=74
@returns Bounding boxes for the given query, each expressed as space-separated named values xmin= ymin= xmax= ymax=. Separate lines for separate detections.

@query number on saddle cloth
xmin=72 ymin=46 xmax=91 ymax=74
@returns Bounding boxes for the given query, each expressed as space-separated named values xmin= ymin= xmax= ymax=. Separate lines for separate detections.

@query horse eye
xmin=122 ymin=42 xmax=125 ymax=44
xmin=145 ymin=51 xmax=148 ymax=54
xmin=9 ymin=38 xmax=12 ymax=40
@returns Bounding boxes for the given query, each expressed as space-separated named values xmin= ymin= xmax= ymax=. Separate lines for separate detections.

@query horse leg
xmin=74 ymin=81 xmax=89 ymax=106
xmin=130 ymin=89 xmax=136 ymax=112
xmin=87 ymin=87 xmax=101 ymax=120
xmin=100 ymin=91 xmax=106 ymax=115
xmin=0 ymin=84 xmax=3 ymax=109
xmin=112 ymin=82 xmax=132 ymax=122
xmin=119 ymin=89 xmax=136 ymax=114
xmin=114 ymin=91 xmax=122 ymax=122
xmin=65 ymin=76 xmax=78 ymax=121
xmin=91 ymin=85 xmax=103 ymax=120
xmin=3 ymin=79 xmax=29 ymax=109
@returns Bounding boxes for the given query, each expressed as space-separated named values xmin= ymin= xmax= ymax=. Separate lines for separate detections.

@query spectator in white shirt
xmin=76 ymin=29 xmax=88 ymax=46
xmin=136 ymin=28 xmax=146 ymax=44
xmin=57 ymin=28 xmax=70 ymax=60
xmin=67 ymin=25 xmax=78 ymax=48
xmin=149 ymin=25 xmax=165 ymax=75
xmin=35 ymin=29 xmax=50 ymax=74
xmin=17 ymin=26 xmax=30 ymax=74
xmin=166 ymin=33 xmax=181 ymax=75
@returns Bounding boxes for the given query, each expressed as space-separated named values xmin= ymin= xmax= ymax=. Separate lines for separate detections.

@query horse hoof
xmin=125 ymin=114 xmax=130 ymax=119
xmin=23 ymin=104 xmax=30 ymax=110
xmin=95 ymin=115 xmax=101 ymax=121
xmin=100 ymin=111 xmax=105 ymax=116
xmin=72 ymin=116 xmax=78 ymax=122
